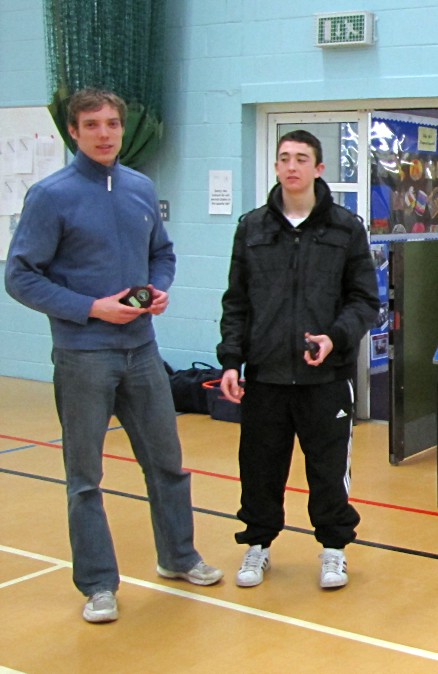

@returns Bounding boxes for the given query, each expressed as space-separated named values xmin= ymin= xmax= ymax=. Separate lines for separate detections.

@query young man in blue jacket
xmin=218 ymin=130 xmax=379 ymax=590
xmin=5 ymin=88 xmax=223 ymax=623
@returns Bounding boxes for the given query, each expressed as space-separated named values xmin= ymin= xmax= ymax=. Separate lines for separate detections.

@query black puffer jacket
xmin=217 ymin=178 xmax=380 ymax=385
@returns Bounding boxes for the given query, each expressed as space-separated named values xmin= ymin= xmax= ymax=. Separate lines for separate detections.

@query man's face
xmin=275 ymin=140 xmax=324 ymax=195
xmin=68 ymin=104 xmax=124 ymax=166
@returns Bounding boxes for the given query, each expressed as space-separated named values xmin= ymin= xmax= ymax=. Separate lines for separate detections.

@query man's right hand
xmin=220 ymin=369 xmax=245 ymax=404
xmin=89 ymin=289 xmax=148 ymax=324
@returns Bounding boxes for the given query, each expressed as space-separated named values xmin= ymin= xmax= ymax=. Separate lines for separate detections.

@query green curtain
xmin=43 ymin=0 xmax=166 ymax=169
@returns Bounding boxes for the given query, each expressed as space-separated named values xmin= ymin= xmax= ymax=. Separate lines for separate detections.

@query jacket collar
xmin=267 ymin=177 xmax=334 ymax=226
xmin=73 ymin=149 xmax=120 ymax=186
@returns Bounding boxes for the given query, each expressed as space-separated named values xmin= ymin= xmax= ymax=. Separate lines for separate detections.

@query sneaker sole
xmin=320 ymin=576 xmax=348 ymax=589
xmin=157 ymin=566 xmax=223 ymax=586
xmin=83 ymin=609 xmax=118 ymax=623
xmin=236 ymin=575 xmax=264 ymax=587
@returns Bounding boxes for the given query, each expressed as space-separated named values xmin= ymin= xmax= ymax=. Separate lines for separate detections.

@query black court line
xmin=1 ymin=466 xmax=438 ymax=561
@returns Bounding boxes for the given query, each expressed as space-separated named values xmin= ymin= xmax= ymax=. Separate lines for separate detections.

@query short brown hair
xmin=276 ymin=130 xmax=323 ymax=166
xmin=67 ymin=88 xmax=127 ymax=129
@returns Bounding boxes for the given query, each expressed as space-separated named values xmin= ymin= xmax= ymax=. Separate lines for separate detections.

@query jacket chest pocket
xmin=305 ymin=236 xmax=348 ymax=298
xmin=246 ymin=237 xmax=294 ymax=279
xmin=309 ymin=221 xmax=350 ymax=267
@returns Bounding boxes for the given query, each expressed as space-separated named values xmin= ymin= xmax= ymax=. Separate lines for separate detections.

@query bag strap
xmin=191 ymin=361 xmax=215 ymax=370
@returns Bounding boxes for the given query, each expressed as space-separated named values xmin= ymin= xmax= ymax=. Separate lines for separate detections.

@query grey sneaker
xmin=320 ymin=548 xmax=348 ymax=588
xmin=157 ymin=560 xmax=224 ymax=586
xmin=236 ymin=545 xmax=271 ymax=587
xmin=83 ymin=590 xmax=118 ymax=623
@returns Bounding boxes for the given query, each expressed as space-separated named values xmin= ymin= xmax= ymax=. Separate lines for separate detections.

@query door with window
xmin=263 ymin=112 xmax=372 ymax=418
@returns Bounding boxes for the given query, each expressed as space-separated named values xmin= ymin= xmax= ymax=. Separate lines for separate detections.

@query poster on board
xmin=369 ymin=242 xmax=389 ymax=370
xmin=370 ymin=111 xmax=438 ymax=240
xmin=0 ymin=107 xmax=65 ymax=260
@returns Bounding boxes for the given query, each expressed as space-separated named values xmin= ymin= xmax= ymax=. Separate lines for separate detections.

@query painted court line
xmin=0 ymin=564 xmax=68 ymax=590
xmin=1 ymin=433 xmax=438 ymax=517
xmin=2 ymin=467 xmax=437 ymax=561
xmin=1 ymin=545 xmax=438 ymax=662
xmin=0 ymin=545 xmax=70 ymax=567
xmin=0 ymin=668 xmax=27 ymax=674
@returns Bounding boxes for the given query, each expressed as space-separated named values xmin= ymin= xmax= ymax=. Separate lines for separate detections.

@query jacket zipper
xmin=290 ymin=232 xmax=301 ymax=383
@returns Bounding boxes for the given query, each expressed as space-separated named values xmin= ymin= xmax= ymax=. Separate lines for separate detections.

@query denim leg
xmin=114 ymin=342 xmax=201 ymax=572
xmin=53 ymin=348 xmax=121 ymax=596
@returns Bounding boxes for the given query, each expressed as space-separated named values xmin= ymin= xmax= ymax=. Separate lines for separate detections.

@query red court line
xmin=0 ymin=434 xmax=63 ymax=449
xmin=2 ymin=433 xmax=437 ymax=517
xmin=186 ymin=467 xmax=438 ymax=516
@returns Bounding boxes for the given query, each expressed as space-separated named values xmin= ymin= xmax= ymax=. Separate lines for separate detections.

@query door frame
xmin=256 ymin=107 xmax=371 ymax=417
xmin=255 ymin=99 xmax=438 ymax=419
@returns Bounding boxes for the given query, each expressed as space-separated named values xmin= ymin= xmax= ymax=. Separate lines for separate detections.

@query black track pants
xmin=235 ymin=379 xmax=360 ymax=549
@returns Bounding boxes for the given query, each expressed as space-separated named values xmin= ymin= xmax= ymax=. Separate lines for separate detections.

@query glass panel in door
xmin=265 ymin=113 xmax=370 ymax=418
xmin=275 ymin=121 xmax=358 ymax=184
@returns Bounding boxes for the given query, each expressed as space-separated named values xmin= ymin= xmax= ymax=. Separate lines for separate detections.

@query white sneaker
xmin=157 ymin=560 xmax=224 ymax=586
xmin=236 ymin=545 xmax=271 ymax=587
xmin=83 ymin=590 xmax=118 ymax=623
xmin=320 ymin=548 xmax=348 ymax=588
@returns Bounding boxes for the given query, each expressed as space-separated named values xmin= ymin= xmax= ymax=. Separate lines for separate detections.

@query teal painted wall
xmin=0 ymin=0 xmax=47 ymax=106
xmin=0 ymin=0 xmax=53 ymax=379
xmin=2 ymin=0 xmax=438 ymax=379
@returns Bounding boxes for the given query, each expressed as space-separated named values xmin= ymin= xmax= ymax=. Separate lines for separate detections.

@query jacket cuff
xmin=219 ymin=356 xmax=242 ymax=374
xmin=326 ymin=327 xmax=349 ymax=352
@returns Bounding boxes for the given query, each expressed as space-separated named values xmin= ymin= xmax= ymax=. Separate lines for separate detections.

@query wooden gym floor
xmin=1 ymin=375 xmax=437 ymax=674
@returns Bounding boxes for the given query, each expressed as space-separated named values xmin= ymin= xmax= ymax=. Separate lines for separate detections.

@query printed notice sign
xmin=209 ymin=170 xmax=232 ymax=215
xmin=418 ymin=126 xmax=437 ymax=152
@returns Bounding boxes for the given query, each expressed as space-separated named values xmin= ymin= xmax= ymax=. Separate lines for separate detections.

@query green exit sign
xmin=315 ymin=12 xmax=375 ymax=47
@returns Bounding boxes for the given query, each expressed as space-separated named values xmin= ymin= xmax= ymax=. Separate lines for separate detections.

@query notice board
xmin=0 ymin=106 xmax=65 ymax=260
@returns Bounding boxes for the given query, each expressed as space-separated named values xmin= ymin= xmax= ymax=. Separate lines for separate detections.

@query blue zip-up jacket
xmin=5 ymin=150 xmax=176 ymax=350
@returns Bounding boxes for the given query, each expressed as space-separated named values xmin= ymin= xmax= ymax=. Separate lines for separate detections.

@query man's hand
xmin=89 ymin=289 xmax=148 ymax=324
xmin=89 ymin=286 xmax=171 ymax=324
xmin=220 ymin=369 xmax=245 ymax=403
xmin=148 ymin=286 xmax=170 ymax=315
xmin=303 ymin=332 xmax=333 ymax=366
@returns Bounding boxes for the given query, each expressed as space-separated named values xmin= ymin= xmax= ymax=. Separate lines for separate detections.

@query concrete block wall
xmin=155 ymin=0 xmax=248 ymax=371
xmin=0 ymin=0 xmax=53 ymax=380
xmin=2 ymin=0 xmax=438 ymax=379
xmin=0 ymin=0 xmax=47 ymax=106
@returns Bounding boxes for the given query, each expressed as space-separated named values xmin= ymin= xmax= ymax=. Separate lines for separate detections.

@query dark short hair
xmin=276 ymin=130 xmax=323 ymax=165
xmin=67 ymin=88 xmax=127 ymax=129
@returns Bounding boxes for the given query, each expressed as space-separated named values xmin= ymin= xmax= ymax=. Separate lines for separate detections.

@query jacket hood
xmin=267 ymin=177 xmax=334 ymax=225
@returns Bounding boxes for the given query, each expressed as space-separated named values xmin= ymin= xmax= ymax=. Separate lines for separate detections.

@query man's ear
xmin=68 ymin=125 xmax=78 ymax=142
xmin=315 ymin=162 xmax=325 ymax=178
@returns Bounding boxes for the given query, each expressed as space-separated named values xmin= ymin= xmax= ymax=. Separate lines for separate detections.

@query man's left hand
xmin=304 ymin=332 xmax=333 ymax=366
xmin=148 ymin=287 xmax=169 ymax=315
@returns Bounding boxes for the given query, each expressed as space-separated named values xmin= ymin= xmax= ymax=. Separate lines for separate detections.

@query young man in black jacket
xmin=218 ymin=130 xmax=379 ymax=589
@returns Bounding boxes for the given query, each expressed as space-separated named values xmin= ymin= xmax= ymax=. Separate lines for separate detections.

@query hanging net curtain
xmin=42 ymin=0 xmax=166 ymax=169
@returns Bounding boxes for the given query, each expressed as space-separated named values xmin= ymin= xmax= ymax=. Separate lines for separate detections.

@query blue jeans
xmin=52 ymin=341 xmax=201 ymax=596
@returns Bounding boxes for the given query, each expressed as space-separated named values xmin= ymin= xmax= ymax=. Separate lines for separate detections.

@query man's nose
xmin=97 ymin=124 xmax=110 ymax=136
